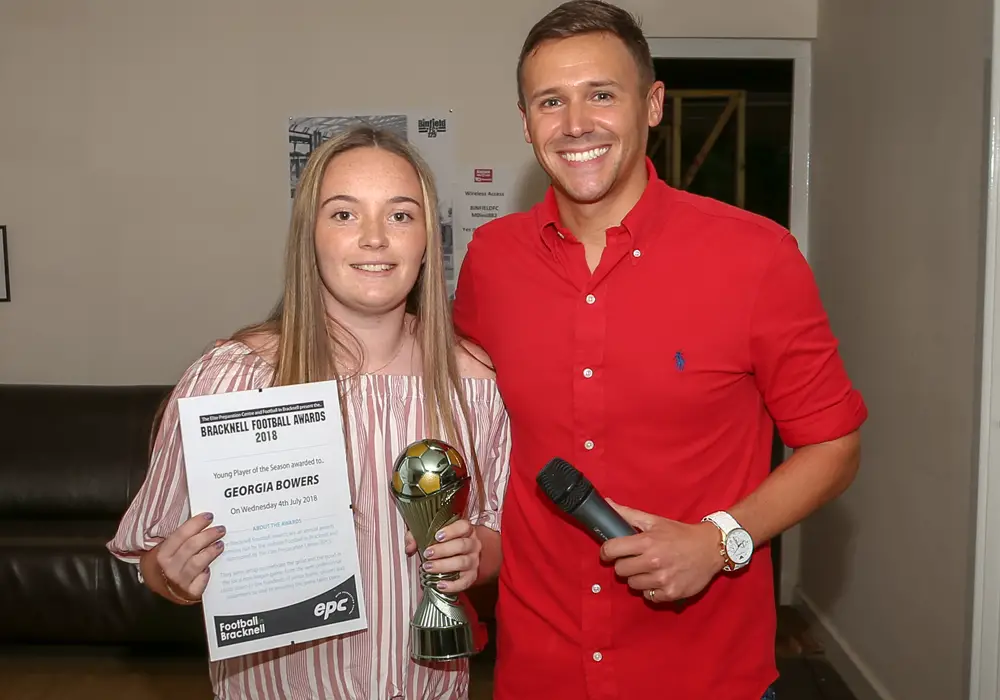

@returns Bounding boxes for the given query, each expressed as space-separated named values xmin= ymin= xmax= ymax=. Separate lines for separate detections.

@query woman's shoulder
xmin=230 ymin=330 xmax=279 ymax=365
xmin=188 ymin=333 xmax=278 ymax=378
xmin=454 ymin=338 xmax=495 ymax=381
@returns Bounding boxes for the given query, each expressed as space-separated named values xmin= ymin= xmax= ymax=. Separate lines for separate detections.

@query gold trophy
xmin=390 ymin=438 xmax=477 ymax=661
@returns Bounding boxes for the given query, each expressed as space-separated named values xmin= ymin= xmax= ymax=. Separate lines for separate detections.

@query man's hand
xmin=599 ymin=501 xmax=725 ymax=603
xmin=405 ymin=520 xmax=482 ymax=594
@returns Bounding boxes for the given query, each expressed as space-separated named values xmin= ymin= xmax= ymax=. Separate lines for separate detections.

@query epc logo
xmin=313 ymin=592 xmax=355 ymax=621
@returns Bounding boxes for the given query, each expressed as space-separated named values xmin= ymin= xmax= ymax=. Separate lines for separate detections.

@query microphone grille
xmin=536 ymin=457 xmax=592 ymax=513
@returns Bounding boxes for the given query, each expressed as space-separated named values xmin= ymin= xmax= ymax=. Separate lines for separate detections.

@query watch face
xmin=726 ymin=529 xmax=753 ymax=565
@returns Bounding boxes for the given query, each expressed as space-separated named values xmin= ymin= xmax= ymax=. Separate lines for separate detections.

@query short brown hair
xmin=516 ymin=0 xmax=655 ymax=106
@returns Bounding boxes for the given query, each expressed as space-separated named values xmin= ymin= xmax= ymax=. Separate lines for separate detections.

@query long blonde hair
xmin=233 ymin=126 xmax=482 ymax=501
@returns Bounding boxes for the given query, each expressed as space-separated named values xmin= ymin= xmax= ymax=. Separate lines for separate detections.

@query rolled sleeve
xmin=750 ymin=234 xmax=867 ymax=448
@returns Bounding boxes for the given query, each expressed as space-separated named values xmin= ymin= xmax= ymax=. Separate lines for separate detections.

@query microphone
xmin=536 ymin=457 xmax=637 ymax=543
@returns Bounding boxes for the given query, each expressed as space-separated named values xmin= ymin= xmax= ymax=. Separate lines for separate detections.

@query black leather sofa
xmin=0 ymin=383 xmax=498 ymax=648
xmin=0 ymin=383 xmax=204 ymax=646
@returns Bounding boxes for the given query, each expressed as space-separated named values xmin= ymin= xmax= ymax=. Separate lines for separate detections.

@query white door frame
xmin=969 ymin=2 xmax=1000 ymax=698
xmin=646 ymin=38 xmax=813 ymax=606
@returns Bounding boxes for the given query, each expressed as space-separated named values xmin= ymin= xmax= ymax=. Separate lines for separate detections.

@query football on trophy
xmin=391 ymin=438 xmax=468 ymax=498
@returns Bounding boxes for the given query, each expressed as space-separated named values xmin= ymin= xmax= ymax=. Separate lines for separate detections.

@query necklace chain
xmin=364 ymin=335 xmax=406 ymax=375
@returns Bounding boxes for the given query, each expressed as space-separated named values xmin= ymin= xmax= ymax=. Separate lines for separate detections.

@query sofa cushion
xmin=0 ymin=384 xmax=172 ymax=521
xmin=0 ymin=519 xmax=203 ymax=644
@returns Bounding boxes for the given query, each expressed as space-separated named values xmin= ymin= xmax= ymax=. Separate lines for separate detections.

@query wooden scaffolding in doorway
xmin=648 ymin=89 xmax=747 ymax=209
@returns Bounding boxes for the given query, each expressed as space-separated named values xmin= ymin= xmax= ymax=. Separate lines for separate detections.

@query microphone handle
xmin=570 ymin=489 xmax=638 ymax=542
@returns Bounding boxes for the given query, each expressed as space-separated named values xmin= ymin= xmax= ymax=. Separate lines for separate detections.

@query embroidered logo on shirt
xmin=674 ymin=351 xmax=685 ymax=371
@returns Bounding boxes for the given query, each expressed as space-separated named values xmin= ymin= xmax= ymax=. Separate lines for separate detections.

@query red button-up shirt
xmin=453 ymin=159 xmax=867 ymax=700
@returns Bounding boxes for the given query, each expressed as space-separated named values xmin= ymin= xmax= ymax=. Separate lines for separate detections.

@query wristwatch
xmin=702 ymin=511 xmax=754 ymax=572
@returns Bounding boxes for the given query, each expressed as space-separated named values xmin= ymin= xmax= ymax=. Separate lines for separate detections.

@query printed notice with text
xmin=177 ymin=380 xmax=366 ymax=661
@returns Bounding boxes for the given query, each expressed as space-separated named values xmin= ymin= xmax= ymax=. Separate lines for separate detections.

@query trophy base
xmin=410 ymin=622 xmax=477 ymax=661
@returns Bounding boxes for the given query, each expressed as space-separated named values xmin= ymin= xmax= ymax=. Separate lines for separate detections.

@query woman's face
xmin=314 ymin=146 xmax=427 ymax=321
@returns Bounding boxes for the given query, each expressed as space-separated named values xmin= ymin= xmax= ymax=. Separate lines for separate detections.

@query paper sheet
xmin=455 ymin=166 xmax=515 ymax=281
xmin=177 ymin=380 xmax=367 ymax=661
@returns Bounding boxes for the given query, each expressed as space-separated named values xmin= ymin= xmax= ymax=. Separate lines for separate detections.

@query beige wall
xmin=0 ymin=0 xmax=816 ymax=385
xmin=802 ymin=0 xmax=991 ymax=699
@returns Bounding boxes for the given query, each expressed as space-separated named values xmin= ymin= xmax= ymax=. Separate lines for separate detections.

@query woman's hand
xmin=410 ymin=519 xmax=482 ymax=594
xmin=152 ymin=512 xmax=227 ymax=603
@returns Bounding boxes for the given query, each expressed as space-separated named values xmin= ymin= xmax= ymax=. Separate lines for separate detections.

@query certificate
xmin=176 ymin=380 xmax=367 ymax=661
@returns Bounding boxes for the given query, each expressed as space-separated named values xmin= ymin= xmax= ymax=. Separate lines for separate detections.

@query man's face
xmin=519 ymin=32 xmax=664 ymax=205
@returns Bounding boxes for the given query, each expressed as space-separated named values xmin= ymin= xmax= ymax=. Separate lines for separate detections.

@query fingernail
xmin=424 ymin=548 xmax=434 ymax=558
xmin=435 ymin=531 xmax=446 ymax=542
xmin=215 ymin=541 xmax=224 ymax=550
xmin=204 ymin=512 xmax=214 ymax=521
xmin=216 ymin=526 xmax=226 ymax=535
xmin=436 ymin=582 xmax=448 ymax=591
xmin=423 ymin=561 xmax=433 ymax=571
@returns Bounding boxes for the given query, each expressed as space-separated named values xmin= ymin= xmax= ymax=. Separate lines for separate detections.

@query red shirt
xmin=453 ymin=159 xmax=867 ymax=700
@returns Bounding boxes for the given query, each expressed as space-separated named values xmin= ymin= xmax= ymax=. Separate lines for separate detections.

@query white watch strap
xmin=703 ymin=510 xmax=742 ymax=535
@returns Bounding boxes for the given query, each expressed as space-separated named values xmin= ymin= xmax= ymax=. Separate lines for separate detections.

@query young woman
xmin=107 ymin=126 xmax=510 ymax=699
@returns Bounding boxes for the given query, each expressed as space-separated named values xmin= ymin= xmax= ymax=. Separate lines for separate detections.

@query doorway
xmin=648 ymin=58 xmax=793 ymax=227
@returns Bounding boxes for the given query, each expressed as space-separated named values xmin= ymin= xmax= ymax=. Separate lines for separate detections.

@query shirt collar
xmin=535 ymin=157 xmax=672 ymax=252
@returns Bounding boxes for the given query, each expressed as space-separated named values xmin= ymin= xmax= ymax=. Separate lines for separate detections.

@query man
xmin=452 ymin=1 xmax=867 ymax=699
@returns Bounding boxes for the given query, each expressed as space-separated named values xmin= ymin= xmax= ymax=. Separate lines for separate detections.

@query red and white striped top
xmin=107 ymin=342 xmax=511 ymax=699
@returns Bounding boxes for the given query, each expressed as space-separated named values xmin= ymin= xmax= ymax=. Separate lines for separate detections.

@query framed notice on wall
xmin=0 ymin=226 xmax=8 ymax=302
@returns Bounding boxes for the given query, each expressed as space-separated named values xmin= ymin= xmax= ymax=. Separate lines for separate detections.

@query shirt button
xmin=583 ymin=368 xmax=593 ymax=378
xmin=584 ymin=440 xmax=595 ymax=450
xmin=591 ymin=584 xmax=601 ymax=594
xmin=586 ymin=294 xmax=596 ymax=304
xmin=633 ymin=249 xmax=641 ymax=258
xmin=593 ymin=651 xmax=603 ymax=662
